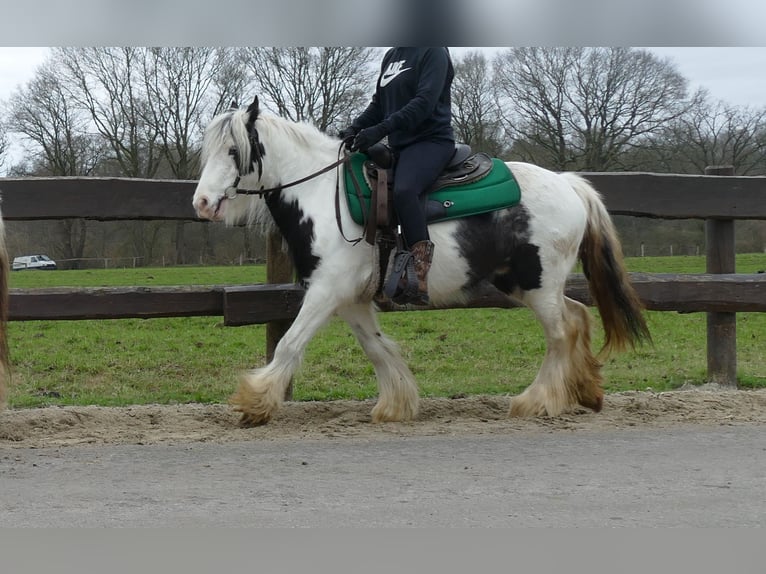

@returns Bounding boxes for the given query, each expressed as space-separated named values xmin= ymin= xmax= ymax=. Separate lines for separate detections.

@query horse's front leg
xmin=230 ymin=286 xmax=336 ymax=426
xmin=337 ymin=302 xmax=420 ymax=422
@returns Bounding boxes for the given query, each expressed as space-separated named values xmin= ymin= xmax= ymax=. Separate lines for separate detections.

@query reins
xmin=224 ymin=136 xmax=372 ymax=246
xmin=226 ymin=153 xmax=349 ymax=198
xmin=224 ymin=117 xmax=349 ymax=199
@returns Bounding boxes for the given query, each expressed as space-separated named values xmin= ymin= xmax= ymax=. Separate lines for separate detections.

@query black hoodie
xmin=352 ymin=47 xmax=455 ymax=150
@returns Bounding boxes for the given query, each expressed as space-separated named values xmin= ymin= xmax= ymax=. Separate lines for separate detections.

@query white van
xmin=12 ymin=254 xmax=58 ymax=271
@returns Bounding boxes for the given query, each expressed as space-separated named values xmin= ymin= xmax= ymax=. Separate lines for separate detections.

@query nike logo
xmin=380 ymin=60 xmax=412 ymax=87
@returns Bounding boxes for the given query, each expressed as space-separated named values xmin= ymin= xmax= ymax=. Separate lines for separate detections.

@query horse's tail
xmin=0 ymin=202 xmax=8 ymax=411
xmin=563 ymin=172 xmax=651 ymax=357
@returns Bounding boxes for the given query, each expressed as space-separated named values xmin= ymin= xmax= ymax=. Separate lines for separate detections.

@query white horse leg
xmin=231 ymin=287 xmax=337 ymax=425
xmin=336 ymin=303 xmax=420 ymax=422
xmin=510 ymin=292 xmax=603 ymax=417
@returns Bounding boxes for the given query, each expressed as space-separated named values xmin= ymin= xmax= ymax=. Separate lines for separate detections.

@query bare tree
xmin=0 ymin=118 xmax=9 ymax=173
xmin=494 ymin=47 xmax=692 ymax=171
xmin=451 ymin=50 xmax=507 ymax=157
xmin=242 ymin=47 xmax=379 ymax=132
xmin=141 ymin=47 xmax=247 ymax=264
xmin=207 ymin=48 xmax=252 ymax=117
xmin=653 ymin=92 xmax=766 ymax=175
xmin=5 ymin=58 xmax=111 ymax=267
xmin=55 ymin=47 xmax=161 ymax=178
xmin=54 ymin=47 xmax=176 ymax=266
xmin=6 ymin=60 xmax=105 ymax=176
xmin=143 ymin=47 xmax=230 ymax=179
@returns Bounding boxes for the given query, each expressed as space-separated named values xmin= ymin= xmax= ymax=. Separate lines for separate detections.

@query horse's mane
xmin=258 ymin=113 xmax=338 ymax=156
xmin=201 ymin=109 xmax=247 ymax=171
xmin=201 ymin=108 xmax=337 ymax=171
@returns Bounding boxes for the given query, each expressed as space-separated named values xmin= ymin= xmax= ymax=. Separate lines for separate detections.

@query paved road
xmin=1 ymin=425 xmax=764 ymax=527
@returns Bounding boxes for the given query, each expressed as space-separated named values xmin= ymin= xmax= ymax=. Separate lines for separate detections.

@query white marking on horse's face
xmin=192 ymin=150 xmax=238 ymax=222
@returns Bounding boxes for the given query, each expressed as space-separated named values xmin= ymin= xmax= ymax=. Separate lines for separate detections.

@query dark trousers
xmin=393 ymin=139 xmax=455 ymax=249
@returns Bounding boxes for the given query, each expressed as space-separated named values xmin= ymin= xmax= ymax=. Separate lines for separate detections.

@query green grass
xmin=5 ymin=255 xmax=766 ymax=408
xmin=9 ymin=265 xmax=268 ymax=289
xmin=621 ymin=253 xmax=766 ymax=274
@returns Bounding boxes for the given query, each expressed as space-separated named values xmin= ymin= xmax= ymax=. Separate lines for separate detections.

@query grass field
xmin=6 ymin=254 xmax=766 ymax=408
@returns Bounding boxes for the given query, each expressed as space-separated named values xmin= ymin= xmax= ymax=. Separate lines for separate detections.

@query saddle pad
xmin=344 ymin=152 xmax=521 ymax=226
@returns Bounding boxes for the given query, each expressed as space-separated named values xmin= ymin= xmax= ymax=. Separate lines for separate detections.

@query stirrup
xmin=383 ymin=250 xmax=421 ymax=304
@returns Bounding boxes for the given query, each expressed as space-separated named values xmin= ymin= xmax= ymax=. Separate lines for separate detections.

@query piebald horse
xmin=193 ymin=97 xmax=650 ymax=426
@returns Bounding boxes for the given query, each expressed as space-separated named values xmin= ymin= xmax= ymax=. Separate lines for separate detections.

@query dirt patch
xmin=1 ymin=386 xmax=765 ymax=449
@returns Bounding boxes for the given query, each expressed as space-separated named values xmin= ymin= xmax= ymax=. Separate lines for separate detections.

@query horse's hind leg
xmin=337 ymin=303 xmax=419 ymax=422
xmin=564 ymin=297 xmax=604 ymax=412
xmin=509 ymin=291 xmax=603 ymax=417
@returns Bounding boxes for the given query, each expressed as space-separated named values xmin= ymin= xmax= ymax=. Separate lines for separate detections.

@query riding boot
xmin=409 ymin=240 xmax=434 ymax=306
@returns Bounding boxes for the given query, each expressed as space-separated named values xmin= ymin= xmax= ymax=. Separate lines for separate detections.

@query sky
xmin=0 ymin=47 xmax=49 ymax=103
xmin=645 ymin=47 xmax=766 ymax=108
xmin=1 ymin=47 xmax=765 ymax=110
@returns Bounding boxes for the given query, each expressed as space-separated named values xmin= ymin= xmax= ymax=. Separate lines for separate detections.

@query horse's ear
xmin=246 ymin=96 xmax=260 ymax=125
xmin=230 ymin=100 xmax=238 ymax=109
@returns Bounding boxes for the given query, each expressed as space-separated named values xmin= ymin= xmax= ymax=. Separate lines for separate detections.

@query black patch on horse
xmin=265 ymin=190 xmax=321 ymax=283
xmin=456 ymin=206 xmax=543 ymax=294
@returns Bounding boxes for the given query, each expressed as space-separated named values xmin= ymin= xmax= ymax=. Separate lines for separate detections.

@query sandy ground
xmin=1 ymin=385 xmax=765 ymax=449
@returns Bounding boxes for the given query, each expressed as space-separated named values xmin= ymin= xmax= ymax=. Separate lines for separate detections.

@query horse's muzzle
xmin=193 ymin=193 xmax=226 ymax=221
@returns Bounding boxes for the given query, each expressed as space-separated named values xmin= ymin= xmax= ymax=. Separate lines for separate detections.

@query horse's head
xmin=193 ymin=96 xmax=266 ymax=223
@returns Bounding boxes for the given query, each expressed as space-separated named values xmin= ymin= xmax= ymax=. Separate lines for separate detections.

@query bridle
xmin=223 ymin=122 xmax=349 ymax=200
xmin=223 ymin=120 xmax=266 ymax=199
xmin=220 ymin=124 xmax=367 ymax=246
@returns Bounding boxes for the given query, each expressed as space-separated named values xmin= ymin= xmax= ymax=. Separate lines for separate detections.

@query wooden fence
xmin=2 ymin=168 xmax=766 ymax=386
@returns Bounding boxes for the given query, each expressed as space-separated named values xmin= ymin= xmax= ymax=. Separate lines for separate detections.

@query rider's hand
xmin=351 ymin=124 xmax=388 ymax=153
xmin=338 ymin=126 xmax=359 ymax=151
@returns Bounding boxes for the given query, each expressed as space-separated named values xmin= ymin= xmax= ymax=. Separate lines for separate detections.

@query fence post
xmin=704 ymin=165 xmax=737 ymax=386
xmin=266 ymin=230 xmax=295 ymax=400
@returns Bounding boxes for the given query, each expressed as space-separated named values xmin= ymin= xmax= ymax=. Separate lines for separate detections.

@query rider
xmin=340 ymin=47 xmax=456 ymax=306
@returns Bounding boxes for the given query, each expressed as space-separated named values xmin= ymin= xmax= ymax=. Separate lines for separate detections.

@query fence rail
xmin=8 ymin=273 xmax=766 ymax=324
xmin=2 ymin=172 xmax=766 ymax=221
xmin=3 ymin=169 xmax=766 ymax=386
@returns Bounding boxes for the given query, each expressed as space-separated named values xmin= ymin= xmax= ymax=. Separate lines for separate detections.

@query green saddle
xmin=344 ymin=151 xmax=521 ymax=226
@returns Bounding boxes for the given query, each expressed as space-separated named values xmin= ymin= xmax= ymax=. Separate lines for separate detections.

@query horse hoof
xmin=371 ymin=400 xmax=418 ymax=423
xmin=228 ymin=374 xmax=282 ymax=427
xmin=579 ymin=392 xmax=603 ymax=413
xmin=238 ymin=411 xmax=272 ymax=427
xmin=509 ymin=400 xmax=547 ymax=418
xmin=230 ymin=398 xmax=274 ymax=427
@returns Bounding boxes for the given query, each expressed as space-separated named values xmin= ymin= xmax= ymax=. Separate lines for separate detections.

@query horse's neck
xmin=259 ymin=117 xmax=337 ymax=190
xmin=255 ymin=118 xmax=341 ymax=274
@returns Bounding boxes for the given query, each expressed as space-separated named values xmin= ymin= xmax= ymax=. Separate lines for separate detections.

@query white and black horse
xmin=193 ymin=96 xmax=650 ymax=426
